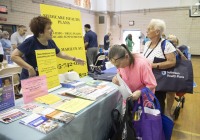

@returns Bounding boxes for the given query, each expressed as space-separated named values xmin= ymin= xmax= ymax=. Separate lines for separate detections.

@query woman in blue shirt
xmin=11 ymin=16 xmax=85 ymax=80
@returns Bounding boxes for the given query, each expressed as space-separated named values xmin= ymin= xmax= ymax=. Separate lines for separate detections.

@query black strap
xmin=144 ymin=38 xmax=161 ymax=58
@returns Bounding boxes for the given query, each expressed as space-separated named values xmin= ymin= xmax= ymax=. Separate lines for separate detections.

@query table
xmin=0 ymin=64 xmax=22 ymax=76
xmin=0 ymin=77 xmax=122 ymax=140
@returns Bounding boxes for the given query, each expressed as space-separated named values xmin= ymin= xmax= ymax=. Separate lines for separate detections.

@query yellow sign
xmin=35 ymin=49 xmax=60 ymax=90
xmin=40 ymin=4 xmax=88 ymax=77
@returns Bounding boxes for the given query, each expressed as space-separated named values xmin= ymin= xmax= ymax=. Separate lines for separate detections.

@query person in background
xmin=104 ymin=32 xmax=111 ymax=51
xmin=11 ymin=16 xmax=85 ymax=80
xmin=0 ymin=30 xmax=2 ymax=39
xmin=143 ymin=36 xmax=150 ymax=45
xmin=0 ymin=41 xmax=3 ymax=63
xmin=84 ymin=24 xmax=98 ymax=71
xmin=167 ymin=34 xmax=187 ymax=60
xmin=110 ymin=44 xmax=157 ymax=103
xmin=125 ymin=34 xmax=134 ymax=52
xmin=162 ymin=33 xmax=166 ymax=39
xmin=10 ymin=25 xmax=27 ymax=51
xmin=1 ymin=31 xmax=11 ymax=57
xmin=143 ymin=19 xmax=176 ymax=114
xmin=165 ymin=34 xmax=187 ymax=119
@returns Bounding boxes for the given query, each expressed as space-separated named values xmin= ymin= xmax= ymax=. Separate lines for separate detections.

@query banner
xmin=40 ymin=4 xmax=88 ymax=77
xmin=35 ymin=49 xmax=60 ymax=90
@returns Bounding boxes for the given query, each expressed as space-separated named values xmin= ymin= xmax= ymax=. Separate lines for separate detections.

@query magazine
xmin=0 ymin=108 xmax=27 ymax=124
xmin=20 ymin=113 xmax=59 ymax=134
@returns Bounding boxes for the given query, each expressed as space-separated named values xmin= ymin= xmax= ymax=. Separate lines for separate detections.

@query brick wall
xmin=110 ymin=9 xmax=200 ymax=55
xmin=0 ymin=0 xmax=200 ymax=55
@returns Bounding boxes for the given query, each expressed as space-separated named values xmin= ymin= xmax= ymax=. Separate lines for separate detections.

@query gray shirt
xmin=10 ymin=32 xmax=25 ymax=47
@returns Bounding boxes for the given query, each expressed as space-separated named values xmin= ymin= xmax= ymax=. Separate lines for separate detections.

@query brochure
xmin=20 ymin=113 xmax=59 ymax=134
xmin=39 ymin=108 xmax=75 ymax=123
xmin=20 ymin=103 xmax=39 ymax=112
xmin=0 ymin=108 xmax=27 ymax=124
xmin=61 ymin=80 xmax=85 ymax=88
xmin=0 ymin=75 xmax=15 ymax=112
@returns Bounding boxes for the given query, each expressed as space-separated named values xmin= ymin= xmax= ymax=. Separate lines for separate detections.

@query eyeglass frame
xmin=110 ymin=54 xmax=126 ymax=63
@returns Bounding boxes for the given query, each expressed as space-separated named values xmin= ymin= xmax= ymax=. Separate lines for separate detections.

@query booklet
xmin=20 ymin=113 xmax=59 ymax=134
xmin=0 ymin=75 xmax=15 ymax=112
xmin=39 ymin=108 xmax=75 ymax=123
xmin=20 ymin=103 xmax=39 ymax=112
xmin=0 ymin=108 xmax=27 ymax=124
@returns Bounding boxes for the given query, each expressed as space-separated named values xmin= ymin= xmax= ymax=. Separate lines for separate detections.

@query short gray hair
xmin=149 ymin=19 xmax=166 ymax=35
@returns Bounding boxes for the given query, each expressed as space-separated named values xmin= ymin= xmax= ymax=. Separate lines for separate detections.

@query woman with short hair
xmin=11 ymin=16 xmax=85 ymax=80
xmin=143 ymin=19 xmax=176 ymax=114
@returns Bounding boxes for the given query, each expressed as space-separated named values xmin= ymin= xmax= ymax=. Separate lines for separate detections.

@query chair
xmin=90 ymin=53 xmax=106 ymax=73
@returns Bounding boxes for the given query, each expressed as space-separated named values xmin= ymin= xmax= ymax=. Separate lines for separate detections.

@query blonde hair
xmin=149 ymin=19 xmax=166 ymax=35
xmin=167 ymin=34 xmax=179 ymax=46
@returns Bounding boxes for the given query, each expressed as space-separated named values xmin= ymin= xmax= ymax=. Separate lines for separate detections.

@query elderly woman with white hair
xmin=1 ymin=31 xmax=11 ymax=57
xmin=143 ymin=19 xmax=176 ymax=116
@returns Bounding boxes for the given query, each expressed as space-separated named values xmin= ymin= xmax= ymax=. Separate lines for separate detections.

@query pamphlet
xmin=0 ymin=75 xmax=15 ymax=112
xmin=20 ymin=103 xmax=39 ymax=112
xmin=0 ymin=108 xmax=27 ymax=124
xmin=39 ymin=108 xmax=75 ymax=123
xmin=20 ymin=113 xmax=59 ymax=134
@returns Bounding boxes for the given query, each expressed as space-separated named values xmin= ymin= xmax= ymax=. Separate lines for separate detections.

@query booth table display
xmin=0 ymin=77 xmax=122 ymax=140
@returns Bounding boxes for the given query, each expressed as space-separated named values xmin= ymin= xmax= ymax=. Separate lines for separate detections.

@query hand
xmin=75 ymin=58 xmax=85 ymax=65
xmin=112 ymin=75 xmax=120 ymax=86
xmin=129 ymin=90 xmax=141 ymax=100
xmin=28 ymin=67 xmax=36 ymax=77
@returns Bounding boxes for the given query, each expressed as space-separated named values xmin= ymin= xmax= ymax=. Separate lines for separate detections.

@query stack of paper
xmin=56 ymin=98 xmax=94 ymax=114
xmin=35 ymin=94 xmax=61 ymax=105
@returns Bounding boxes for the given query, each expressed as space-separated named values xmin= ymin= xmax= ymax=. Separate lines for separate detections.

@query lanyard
xmin=144 ymin=38 xmax=161 ymax=58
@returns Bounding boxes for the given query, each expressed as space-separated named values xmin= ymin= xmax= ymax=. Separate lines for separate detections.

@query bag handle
xmin=141 ymin=87 xmax=161 ymax=111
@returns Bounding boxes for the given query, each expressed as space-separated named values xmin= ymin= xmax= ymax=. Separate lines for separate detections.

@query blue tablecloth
xmin=0 ymin=77 xmax=122 ymax=140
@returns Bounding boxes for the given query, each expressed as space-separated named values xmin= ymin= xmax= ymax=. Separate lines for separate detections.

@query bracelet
xmin=72 ymin=57 xmax=76 ymax=61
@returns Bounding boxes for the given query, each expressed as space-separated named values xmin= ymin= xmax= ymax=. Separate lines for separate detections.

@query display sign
xmin=40 ymin=4 xmax=88 ymax=77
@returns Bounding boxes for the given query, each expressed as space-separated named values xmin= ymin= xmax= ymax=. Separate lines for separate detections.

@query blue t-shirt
xmin=18 ymin=36 xmax=60 ymax=80
xmin=84 ymin=30 xmax=98 ymax=49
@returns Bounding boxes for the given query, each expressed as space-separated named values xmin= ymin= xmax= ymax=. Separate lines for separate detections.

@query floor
xmin=171 ymin=56 xmax=200 ymax=140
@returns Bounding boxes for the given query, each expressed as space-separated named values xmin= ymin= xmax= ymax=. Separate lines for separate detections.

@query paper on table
xmin=116 ymin=74 xmax=132 ymax=100
xmin=56 ymin=98 xmax=94 ymax=114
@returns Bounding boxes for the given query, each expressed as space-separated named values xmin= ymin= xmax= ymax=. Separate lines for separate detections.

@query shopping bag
xmin=141 ymin=88 xmax=174 ymax=140
xmin=132 ymin=88 xmax=165 ymax=140
xmin=108 ymin=99 xmax=136 ymax=140
xmin=162 ymin=114 xmax=174 ymax=140
xmin=153 ymin=58 xmax=193 ymax=93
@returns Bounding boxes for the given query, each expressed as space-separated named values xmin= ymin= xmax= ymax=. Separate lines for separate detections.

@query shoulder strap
xmin=161 ymin=39 xmax=167 ymax=58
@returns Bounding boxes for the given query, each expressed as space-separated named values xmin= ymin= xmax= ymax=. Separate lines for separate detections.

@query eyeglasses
xmin=111 ymin=54 xmax=125 ymax=63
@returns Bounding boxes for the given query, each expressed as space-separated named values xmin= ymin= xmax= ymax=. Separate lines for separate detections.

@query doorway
xmin=123 ymin=30 xmax=141 ymax=53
